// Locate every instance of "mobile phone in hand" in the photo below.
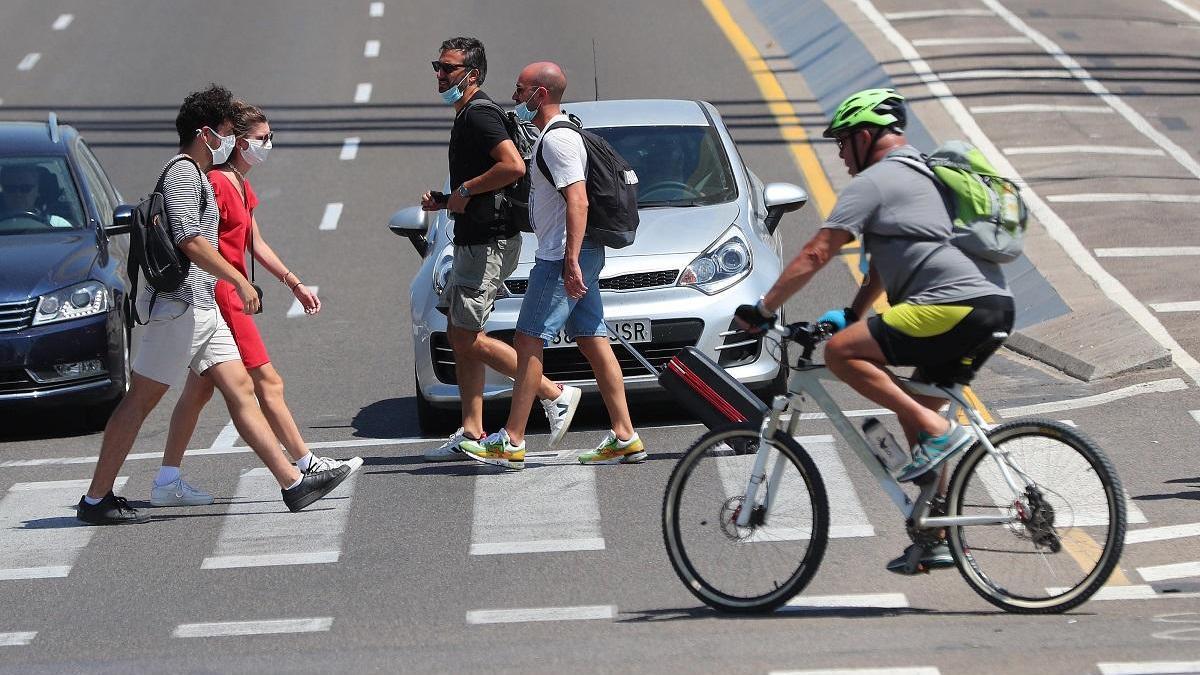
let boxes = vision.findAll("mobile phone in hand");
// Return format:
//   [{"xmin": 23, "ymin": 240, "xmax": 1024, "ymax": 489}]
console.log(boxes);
[{"xmin": 431, "ymin": 191, "xmax": 449, "ymax": 206}]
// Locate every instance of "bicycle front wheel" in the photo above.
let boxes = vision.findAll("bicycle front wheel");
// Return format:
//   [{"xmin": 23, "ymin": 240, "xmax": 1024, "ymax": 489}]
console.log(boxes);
[
  {"xmin": 662, "ymin": 423, "xmax": 829, "ymax": 613},
  {"xmin": 946, "ymin": 419, "xmax": 1126, "ymax": 613}
]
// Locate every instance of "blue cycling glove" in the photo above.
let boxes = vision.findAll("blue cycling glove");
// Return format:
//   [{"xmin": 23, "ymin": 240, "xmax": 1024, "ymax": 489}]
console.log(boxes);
[{"xmin": 817, "ymin": 308, "xmax": 859, "ymax": 332}]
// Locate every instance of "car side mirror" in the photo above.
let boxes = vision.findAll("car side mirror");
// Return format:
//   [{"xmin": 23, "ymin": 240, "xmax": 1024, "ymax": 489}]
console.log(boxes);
[
  {"xmin": 763, "ymin": 182, "xmax": 809, "ymax": 234},
  {"xmin": 106, "ymin": 204, "xmax": 134, "ymax": 236},
  {"xmin": 388, "ymin": 206, "xmax": 430, "ymax": 257}
]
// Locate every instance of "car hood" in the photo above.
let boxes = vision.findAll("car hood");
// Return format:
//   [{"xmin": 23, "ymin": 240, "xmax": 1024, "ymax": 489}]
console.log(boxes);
[{"xmin": 0, "ymin": 231, "xmax": 98, "ymax": 302}]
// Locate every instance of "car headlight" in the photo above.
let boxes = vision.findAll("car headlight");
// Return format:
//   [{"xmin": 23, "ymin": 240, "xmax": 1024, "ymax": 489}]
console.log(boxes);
[
  {"xmin": 678, "ymin": 226, "xmax": 752, "ymax": 295},
  {"xmin": 32, "ymin": 281, "xmax": 110, "ymax": 326},
  {"xmin": 432, "ymin": 247, "xmax": 455, "ymax": 296}
]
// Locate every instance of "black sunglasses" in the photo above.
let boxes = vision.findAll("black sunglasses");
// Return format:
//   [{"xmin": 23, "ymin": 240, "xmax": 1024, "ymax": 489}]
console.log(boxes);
[
  {"xmin": 2, "ymin": 184, "xmax": 35, "ymax": 194},
  {"xmin": 431, "ymin": 60, "xmax": 468, "ymax": 74}
]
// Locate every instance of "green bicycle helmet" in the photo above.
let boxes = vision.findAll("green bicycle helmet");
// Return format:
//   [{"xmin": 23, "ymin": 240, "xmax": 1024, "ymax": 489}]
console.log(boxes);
[{"xmin": 823, "ymin": 88, "xmax": 906, "ymax": 138}]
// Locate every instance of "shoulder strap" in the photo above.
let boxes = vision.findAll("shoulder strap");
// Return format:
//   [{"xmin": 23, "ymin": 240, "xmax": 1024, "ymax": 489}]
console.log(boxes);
[{"xmin": 534, "ymin": 120, "xmax": 582, "ymax": 191}]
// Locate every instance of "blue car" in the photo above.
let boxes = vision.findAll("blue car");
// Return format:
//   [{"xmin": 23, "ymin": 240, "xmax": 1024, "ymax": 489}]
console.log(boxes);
[{"xmin": 0, "ymin": 115, "xmax": 134, "ymax": 427}]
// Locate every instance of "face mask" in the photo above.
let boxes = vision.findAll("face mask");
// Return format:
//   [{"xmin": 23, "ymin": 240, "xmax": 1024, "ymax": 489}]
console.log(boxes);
[
  {"xmin": 440, "ymin": 70, "xmax": 473, "ymax": 106},
  {"xmin": 241, "ymin": 139, "xmax": 271, "ymax": 166},
  {"xmin": 514, "ymin": 88, "xmax": 540, "ymax": 122},
  {"xmin": 202, "ymin": 128, "xmax": 236, "ymax": 165}
]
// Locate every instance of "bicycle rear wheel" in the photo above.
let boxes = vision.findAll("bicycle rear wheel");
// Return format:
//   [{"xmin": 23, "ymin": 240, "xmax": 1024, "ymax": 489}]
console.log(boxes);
[
  {"xmin": 662, "ymin": 423, "xmax": 829, "ymax": 613},
  {"xmin": 946, "ymin": 419, "xmax": 1126, "ymax": 613}
]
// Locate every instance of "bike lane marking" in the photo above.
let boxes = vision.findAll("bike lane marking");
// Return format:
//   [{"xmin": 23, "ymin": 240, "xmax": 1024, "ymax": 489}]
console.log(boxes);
[{"xmin": 0, "ymin": 478, "xmax": 127, "ymax": 581}]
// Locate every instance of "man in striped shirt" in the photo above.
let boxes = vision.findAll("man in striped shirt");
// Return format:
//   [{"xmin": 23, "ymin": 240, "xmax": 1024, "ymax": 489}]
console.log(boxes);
[{"xmin": 78, "ymin": 85, "xmax": 351, "ymax": 525}]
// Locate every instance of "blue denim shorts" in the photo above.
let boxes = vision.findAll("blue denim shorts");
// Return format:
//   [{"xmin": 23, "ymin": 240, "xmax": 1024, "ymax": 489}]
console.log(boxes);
[{"xmin": 516, "ymin": 243, "xmax": 608, "ymax": 344}]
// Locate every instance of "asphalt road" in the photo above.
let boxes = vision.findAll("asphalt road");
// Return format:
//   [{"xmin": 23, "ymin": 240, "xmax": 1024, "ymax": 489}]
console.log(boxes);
[{"xmin": 1, "ymin": 0, "xmax": 1199, "ymax": 673}]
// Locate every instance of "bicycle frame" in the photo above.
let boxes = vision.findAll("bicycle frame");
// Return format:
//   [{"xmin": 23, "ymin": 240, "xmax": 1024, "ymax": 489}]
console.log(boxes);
[{"xmin": 735, "ymin": 362, "xmax": 1031, "ymax": 532}]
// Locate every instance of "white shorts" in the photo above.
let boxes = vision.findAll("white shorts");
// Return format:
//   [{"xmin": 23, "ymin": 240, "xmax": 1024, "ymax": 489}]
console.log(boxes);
[{"xmin": 131, "ymin": 300, "xmax": 241, "ymax": 385}]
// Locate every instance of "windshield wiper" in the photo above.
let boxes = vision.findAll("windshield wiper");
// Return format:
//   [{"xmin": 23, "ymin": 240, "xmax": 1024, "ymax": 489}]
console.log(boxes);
[{"xmin": 639, "ymin": 200, "xmax": 703, "ymax": 208}]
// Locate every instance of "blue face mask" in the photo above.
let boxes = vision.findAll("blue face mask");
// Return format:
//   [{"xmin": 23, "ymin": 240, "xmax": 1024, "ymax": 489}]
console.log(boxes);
[
  {"xmin": 440, "ymin": 70, "xmax": 473, "ymax": 106},
  {"xmin": 514, "ymin": 88, "xmax": 541, "ymax": 122}
]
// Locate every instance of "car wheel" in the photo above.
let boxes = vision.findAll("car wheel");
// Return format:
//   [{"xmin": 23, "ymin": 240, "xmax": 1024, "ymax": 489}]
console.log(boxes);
[{"xmin": 416, "ymin": 376, "xmax": 460, "ymax": 434}]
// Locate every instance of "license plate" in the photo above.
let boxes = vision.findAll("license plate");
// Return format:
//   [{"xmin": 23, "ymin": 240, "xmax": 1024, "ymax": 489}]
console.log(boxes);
[{"xmin": 547, "ymin": 319, "xmax": 652, "ymax": 349}]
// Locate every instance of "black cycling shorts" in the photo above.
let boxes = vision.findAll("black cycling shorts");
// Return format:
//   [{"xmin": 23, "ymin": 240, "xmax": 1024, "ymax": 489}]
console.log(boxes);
[{"xmin": 868, "ymin": 295, "xmax": 1014, "ymax": 383}]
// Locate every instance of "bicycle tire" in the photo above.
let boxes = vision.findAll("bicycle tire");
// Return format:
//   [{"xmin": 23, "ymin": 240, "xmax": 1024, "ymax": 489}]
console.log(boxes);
[
  {"xmin": 662, "ymin": 423, "xmax": 829, "ymax": 613},
  {"xmin": 946, "ymin": 419, "xmax": 1126, "ymax": 614}
]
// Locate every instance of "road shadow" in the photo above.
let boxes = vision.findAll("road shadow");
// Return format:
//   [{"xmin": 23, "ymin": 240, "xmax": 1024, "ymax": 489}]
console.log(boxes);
[
  {"xmin": 351, "ymin": 397, "xmax": 422, "ymax": 439},
  {"xmin": 0, "ymin": 406, "xmax": 101, "ymax": 442},
  {"xmin": 617, "ymin": 604, "xmax": 1008, "ymax": 623}
]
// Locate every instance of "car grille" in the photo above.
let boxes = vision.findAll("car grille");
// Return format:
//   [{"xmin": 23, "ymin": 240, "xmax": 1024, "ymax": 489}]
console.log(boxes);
[
  {"xmin": 430, "ymin": 318, "xmax": 704, "ymax": 384},
  {"xmin": 0, "ymin": 299, "xmax": 36, "ymax": 333},
  {"xmin": 0, "ymin": 368, "xmax": 36, "ymax": 394},
  {"xmin": 504, "ymin": 269, "xmax": 679, "ymax": 296}
]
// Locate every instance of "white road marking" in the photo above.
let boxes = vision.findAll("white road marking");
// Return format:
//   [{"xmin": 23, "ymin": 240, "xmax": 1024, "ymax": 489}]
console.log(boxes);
[
  {"xmin": 470, "ymin": 459, "xmax": 605, "ymax": 555},
  {"xmin": 1003, "ymin": 145, "xmax": 1164, "ymax": 156},
  {"xmin": 211, "ymin": 420, "xmax": 239, "ymax": 449},
  {"xmin": 1046, "ymin": 585, "xmax": 1160, "ymax": 600},
  {"xmin": 884, "ymin": 9, "xmax": 991, "ymax": 19},
  {"xmin": 364, "ymin": 40, "xmax": 380, "ymax": 58},
  {"xmin": 0, "ymin": 632, "xmax": 36, "ymax": 647},
  {"xmin": 52, "ymin": 14, "xmax": 74, "ymax": 30},
  {"xmin": 1049, "ymin": 193, "xmax": 1200, "ymax": 204},
  {"xmin": 173, "ymin": 617, "xmax": 332, "ymax": 638},
  {"xmin": 1128, "ymin": 522, "xmax": 1200, "ymax": 544},
  {"xmin": 369, "ymin": 2, "xmax": 385, "ymax": 17},
  {"xmin": 938, "ymin": 69, "xmax": 1074, "ymax": 81},
  {"xmin": 996, "ymin": 378, "xmax": 1188, "ymax": 417},
  {"xmin": 0, "ymin": 478, "xmax": 128, "ymax": 581},
  {"xmin": 319, "ymin": 203, "xmax": 343, "ymax": 231},
  {"xmin": 354, "ymin": 82, "xmax": 372, "ymax": 103},
  {"xmin": 970, "ymin": 104, "xmax": 1113, "ymax": 114},
  {"xmin": 912, "ymin": 36, "xmax": 1029, "ymax": 46},
  {"xmin": 339, "ymin": 137, "xmax": 359, "ymax": 160},
  {"xmin": 286, "ymin": 285, "xmax": 317, "ymax": 318},
  {"xmin": 1096, "ymin": 247, "xmax": 1200, "ymax": 257},
  {"xmin": 1139, "ymin": 561, "xmax": 1200, "ymax": 583},
  {"xmin": 17, "ymin": 53, "xmax": 40, "ymax": 71},
  {"xmin": 780, "ymin": 593, "xmax": 909, "ymax": 611},
  {"xmin": 772, "ymin": 669, "xmax": 939, "ymax": 675},
  {"xmin": 1152, "ymin": 302, "xmax": 1200, "ymax": 313},
  {"xmin": 201, "ymin": 467, "xmax": 354, "ymax": 569},
  {"xmin": 713, "ymin": 444, "xmax": 827, "ymax": 542},
  {"xmin": 466, "ymin": 605, "xmax": 614, "ymax": 624},
  {"xmin": 1099, "ymin": 661, "xmax": 1200, "ymax": 675},
  {"xmin": 1161, "ymin": 0, "xmax": 1200, "ymax": 22},
  {"xmin": 849, "ymin": 0, "xmax": 1200, "ymax": 387},
  {"xmin": 797, "ymin": 435, "xmax": 875, "ymax": 537}
]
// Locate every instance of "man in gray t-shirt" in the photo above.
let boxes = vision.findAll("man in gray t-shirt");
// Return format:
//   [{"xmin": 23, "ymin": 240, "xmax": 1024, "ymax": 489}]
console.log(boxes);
[{"xmin": 736, "ymin": 88, "xmax": 1015, "ymax": 573}]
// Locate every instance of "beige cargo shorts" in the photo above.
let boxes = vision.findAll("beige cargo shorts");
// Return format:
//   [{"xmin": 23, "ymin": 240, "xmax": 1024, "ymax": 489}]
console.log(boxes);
[{"xmin": 436, "ymin": 234, "xmax": 522, "ymax": 331}]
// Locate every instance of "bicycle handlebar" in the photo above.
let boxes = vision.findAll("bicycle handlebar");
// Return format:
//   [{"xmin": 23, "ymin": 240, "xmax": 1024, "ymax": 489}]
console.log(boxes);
[{"xmin": 721, "ymin": 320, "xmax": 839, "ymax": 362}]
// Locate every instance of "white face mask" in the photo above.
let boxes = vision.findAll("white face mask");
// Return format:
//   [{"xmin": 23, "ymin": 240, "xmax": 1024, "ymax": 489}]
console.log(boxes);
[
  {"xmin": 241, "ymin": 138, "xmax": 272, "ymax": 166},
  {"xmin": 202, "ymin": 127, "xmax": 236, "ymax": 165}
]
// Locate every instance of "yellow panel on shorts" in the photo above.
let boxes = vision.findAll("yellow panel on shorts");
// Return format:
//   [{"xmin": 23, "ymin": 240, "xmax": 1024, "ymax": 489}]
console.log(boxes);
[{"xmin": 881, "ymin": 303, "xmax": 973, "ymax": 338}]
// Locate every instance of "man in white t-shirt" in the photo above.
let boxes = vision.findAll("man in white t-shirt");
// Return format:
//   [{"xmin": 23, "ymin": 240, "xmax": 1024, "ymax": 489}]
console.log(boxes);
[{"xmin": 461, "ymin": 61, "xmax": 644, "ymax": 470}]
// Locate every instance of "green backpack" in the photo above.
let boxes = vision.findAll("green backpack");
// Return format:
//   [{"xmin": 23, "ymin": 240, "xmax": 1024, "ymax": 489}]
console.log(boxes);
[{"xmin": 895, "ymin": 140, "xmax": 1027, "ymax": 263}]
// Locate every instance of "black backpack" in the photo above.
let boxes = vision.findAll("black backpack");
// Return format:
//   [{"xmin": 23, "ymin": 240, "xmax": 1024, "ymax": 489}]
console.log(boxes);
[
  {"xmin": 465, "ymin": 98, "xmax": 539, "ymax": 233},
  {"xmin": 535, "ymin": 115, "xmax": 640, "ymax": 249},
  {"xmin": 125, "ymin": 156, "xmax": 204, "ymax": 327}
]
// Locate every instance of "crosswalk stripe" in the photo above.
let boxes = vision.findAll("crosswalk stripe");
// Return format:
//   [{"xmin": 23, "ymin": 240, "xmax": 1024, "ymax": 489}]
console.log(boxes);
[
  {"xmin": 780, "ymin": 593, "xmax": 909, "ymax": 612},
  {"xmin": 0, "ymin": 478, "xmax": 127, "ymax": 581},
  {"xmin": 0, "ymin": 632, "xmax": 36, "ymax": 646},
  {"xmin": 172, "ymin": 617, "xmax": 332, "ymax": 638},
  {"xmin": 200, "ymin": 468, "xmax": 355, "ymax": 569},
  {"xmin": 1137, "ymin": 561, "xmax": 1200, "ymax": 583},
  {"xmin": 1127, "ymin": 522, "xmax": 1200, "ymax": 544},
  {"xmin": 470, "ymin": 456, "xmax": 604, "ymax": 555},
  {"xmin": 1098, "ymin": 661, "xmax": 1200, "ymax": 675},
  {"xmin": 465, "ymin": 605, "xmax": 615, "ymax": 625},
  {"xmin": 796, "ymin": 435, "xmax": 875, "ymax": 538},
  {"xmin": 771, "ymin": 668, "xmax": 939, "ymax": 675}
]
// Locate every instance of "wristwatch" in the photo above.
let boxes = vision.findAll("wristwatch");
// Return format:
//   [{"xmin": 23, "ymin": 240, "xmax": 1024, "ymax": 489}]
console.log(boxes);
[{"xmin": 456, "ymin": 184, "xmax": 471, "ymax": 199}]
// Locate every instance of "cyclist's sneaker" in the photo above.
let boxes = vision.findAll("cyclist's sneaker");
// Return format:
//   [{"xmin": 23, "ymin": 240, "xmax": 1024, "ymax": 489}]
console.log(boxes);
[
  {"xmin": 305, "ymin": 454, "xmax": 364, "ymax": 476},
  {"xmin": 150, "ymin": 477, "xmax": 214, "ymax": 507},
  {"xmin": 896, "ymin": 422, "xmax": 973, "ymax": 482},
  {"xmin": 77, "ymin": 492, "xmax": 151, "ymax": 525},
  {"xmin": 424, "ymin": 427, "xmax": 478, "ymax": 462},
  {"xmin": 886, "ymin": 540, "xmax": 955, "ymax": 575},
  {"xmin": 460, "ymin": 428, "xmax": 526, "ymax": 470},
  {"xmin": 578, "ymin": 431, "xmax": 646, "ymax": 465},
  {"xmin": 542, "ymin": 384, "xmax": 582, "ymax": 449}
]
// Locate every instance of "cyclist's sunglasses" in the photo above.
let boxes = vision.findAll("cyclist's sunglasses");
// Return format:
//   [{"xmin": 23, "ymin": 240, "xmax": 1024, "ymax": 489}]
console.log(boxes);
[{"xmin": 431, "ymin": 60, "xmax": 468, "ymax": 74}]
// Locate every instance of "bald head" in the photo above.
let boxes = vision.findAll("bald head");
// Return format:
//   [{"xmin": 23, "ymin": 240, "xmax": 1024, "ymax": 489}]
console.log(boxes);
[{"xmin": 519, "ymin": 62, "xmax": 566, "ymax": 101}]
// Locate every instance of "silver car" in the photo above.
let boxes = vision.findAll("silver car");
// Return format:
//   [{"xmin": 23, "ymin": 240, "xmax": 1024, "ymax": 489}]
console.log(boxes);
[{"xmin": 390, "ymin": 99, "xmax": 809, "ymax": 432}]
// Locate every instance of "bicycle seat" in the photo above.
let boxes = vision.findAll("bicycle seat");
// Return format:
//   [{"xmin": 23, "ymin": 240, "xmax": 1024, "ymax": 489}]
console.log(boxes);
[{"xmin": 912, "ymin": 331, "xmax": 1008, "ymax": 387}]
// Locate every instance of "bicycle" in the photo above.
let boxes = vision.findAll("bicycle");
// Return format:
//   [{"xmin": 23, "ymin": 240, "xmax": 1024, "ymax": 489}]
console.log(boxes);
[{"xmin": 661, "ymin": 321, "xmax": 1127, "ymax": 614}]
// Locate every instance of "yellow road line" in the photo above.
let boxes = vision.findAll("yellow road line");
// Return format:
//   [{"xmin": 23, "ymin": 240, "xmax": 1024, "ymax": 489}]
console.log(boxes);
[{"xmin": 1061, "ymin": 528, "xmax": 1131, "ymax": 586}]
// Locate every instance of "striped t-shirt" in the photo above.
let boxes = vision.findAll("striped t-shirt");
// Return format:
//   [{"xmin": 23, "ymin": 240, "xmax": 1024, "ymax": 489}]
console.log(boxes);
[{"xmin": 157, "ymin": 155, "xmax": 218, "ymax": 309}]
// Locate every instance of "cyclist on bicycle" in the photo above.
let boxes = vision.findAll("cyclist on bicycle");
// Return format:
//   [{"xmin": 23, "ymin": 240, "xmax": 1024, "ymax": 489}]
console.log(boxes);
[{"xmin": 736, "ymin": 88, "xmax": 1015, "ymax": 570}]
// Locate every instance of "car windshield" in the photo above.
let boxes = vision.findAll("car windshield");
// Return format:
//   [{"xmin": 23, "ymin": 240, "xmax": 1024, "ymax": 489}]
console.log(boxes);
[
  {"xmin": 0, "ymin": 157, "xmax": 86, "ymax": 234},
  {"xmin": 590, "ymin": 125, "xmax": 737, "ymax": 207}
]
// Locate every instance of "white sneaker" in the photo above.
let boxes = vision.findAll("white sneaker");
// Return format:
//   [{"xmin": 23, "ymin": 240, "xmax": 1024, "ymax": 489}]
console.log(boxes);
[
  {"xmin": 304, "ymin": 454, "xmax": 363, "ymax": 475},
  {"xmin": 542, "ymin": 385, "xmax": 582, "ymax": 449},
  {"xmin": 424, "ymin": 427, "xmax": 476, "ymax": 462},
  {"xmin": 150, "ymin": 477, "xmax": 214, "ymax": 507}
]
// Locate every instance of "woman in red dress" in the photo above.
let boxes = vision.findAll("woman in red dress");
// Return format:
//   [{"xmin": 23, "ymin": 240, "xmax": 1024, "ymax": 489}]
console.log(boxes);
[{"xmin": 149, "ymin": 102, "xmax": 361, "ymax": 507}]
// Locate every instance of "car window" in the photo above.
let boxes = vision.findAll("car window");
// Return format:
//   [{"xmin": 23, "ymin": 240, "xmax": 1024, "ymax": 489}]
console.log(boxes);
[
  {"xmin": 74, "ymin": 143, "xmax": 115, "ymax": 226},
  {"xmin": 0, "ymin": 156, "xmax": 87, "ymax": 233},
  {"xmin": 590, "ymin": 125, "xmax": 737, "ymax": 207}
]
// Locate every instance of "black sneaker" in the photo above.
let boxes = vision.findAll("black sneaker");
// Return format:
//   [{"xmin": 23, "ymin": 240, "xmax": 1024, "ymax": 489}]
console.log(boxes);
[
  {"xmin": 886, "ymin": 540, "xmax": 955, "ymax": 575},
  {"xmin": 76, "ymin": 492, "xmax": 151, "ymax": 525},
  {"xmin": 281, "ymin": 465, "xmax": 351, "ymax": 513}
]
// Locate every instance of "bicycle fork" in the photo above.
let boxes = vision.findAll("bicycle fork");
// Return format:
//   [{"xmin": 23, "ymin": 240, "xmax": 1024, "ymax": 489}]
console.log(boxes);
[{"xmin": 734, "ymin": 395, "xmax": 790, "ymax": 529}]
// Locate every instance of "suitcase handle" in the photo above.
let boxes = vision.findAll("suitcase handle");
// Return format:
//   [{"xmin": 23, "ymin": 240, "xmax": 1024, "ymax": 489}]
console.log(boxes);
[{"xmin": 606, "ymin": 325, "xmax": 660, "ymax": 377}]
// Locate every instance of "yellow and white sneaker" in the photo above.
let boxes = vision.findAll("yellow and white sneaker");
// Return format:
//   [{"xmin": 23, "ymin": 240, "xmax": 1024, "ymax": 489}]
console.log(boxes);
[
  {"xmin": 578, "ymin": 431, "xmax": 646, "ymax": 465},
  {"xmin": 460, "ymin": 428, "xmax": 526, "ymax": 470}
]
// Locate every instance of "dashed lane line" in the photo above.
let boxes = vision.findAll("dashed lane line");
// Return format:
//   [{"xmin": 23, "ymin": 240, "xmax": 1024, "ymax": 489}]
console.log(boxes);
[
  {"xmin": 369, "ymin": 2, "xmax": 384, "ymax": 17},
  {"xmin": 52, "ymin": 14, "xmax": 73, "ymax": 30},
  {"xmin": 17, "ymin": 53, "xmax": 40, "ymax": 71},
  {"xmin": 319, "ymin": 202, "xmax": 343, "ymax": 230},
  {"xmin": 780, "ymin": 592, "xmax": 909, "ymax": 612},
  {"xmin": 1099, "ymin": 662, "xmax": 1200, "ymax": 675},
  {"xmin": 970, "ymin": 104, "xmax": 1112, "ymax": 114},
  {"xmin": 354, "ymin": 82, "xmax": 372, "ymax": 103},
  {"xmin": 0, "ymin": 632, "xmax": 36, "ymax": 647},
  {"xmin": 465, "ymin": 605, "xmax": 614, "ymax": 625},
  {"xmin": 1003, "ymin": 145, "xmax": 1164, "ymax": 156},
  {"xmin": 912, "ymin": 36, "xmax": 1029, "ymax": 46},
  {"xmin": 884, "ymin": 9, "xmax": 991, "ymax": 19},
  {"xmin": 1049, "ymin": 193, "xmax": 1200, "ymax": 204},
  {"xmin": 339, "ymin": 137, "xmax": 360, "ymax": 160},
  {"xmin": 286, "ymin": 285, "xmax": 317, "ymax": 318},
  {"xmin": 172, "ymin": 618, "xmax": 332, "ymax": 638},
  {"xmin": 771, "ymin": 669, "xmax": 939, "ymax": 675},
  {"xmin": 364, "ymin": 40, "xmax": 380, "ymax": 58}
]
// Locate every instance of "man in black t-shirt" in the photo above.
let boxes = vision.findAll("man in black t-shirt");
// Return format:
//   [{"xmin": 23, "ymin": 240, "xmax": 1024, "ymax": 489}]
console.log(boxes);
[{"xmin": 421, "ymin": 37, "xmax": 581, "ymax": 461}]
